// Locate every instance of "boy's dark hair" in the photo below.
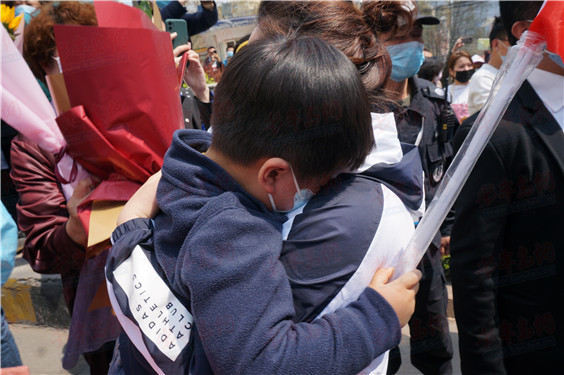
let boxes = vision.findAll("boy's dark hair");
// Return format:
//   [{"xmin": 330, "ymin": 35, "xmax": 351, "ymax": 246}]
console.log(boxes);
[
  {"xmin": 499, "ymin": 1, "xmax": 542, "ymax": 45},
  {"xmin": 211, "ymin": 35, "xmax": 374, "ymax": 181},
  {"xmin": 489, "ymin": 16, "xmax": 507, "ymax": 45},
  {"xmin": 418, "ymin": 56, "xmax": 444, "ymax": 83}
]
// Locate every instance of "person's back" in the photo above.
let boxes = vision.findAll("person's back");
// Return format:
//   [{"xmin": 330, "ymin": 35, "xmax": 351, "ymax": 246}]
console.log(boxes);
[
  {"xmin": 451, "ymin": 1, "xmax": 564, "ymax": 373},
  {"xmin": 107, "ymin": 35, "xmax": 420, "ymax": 375}
]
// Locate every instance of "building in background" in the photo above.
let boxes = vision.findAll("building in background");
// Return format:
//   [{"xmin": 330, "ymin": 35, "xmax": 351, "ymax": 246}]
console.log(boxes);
[{"xmin": 187, "ymin": 0, "xmax": 258, "ymax": 61}]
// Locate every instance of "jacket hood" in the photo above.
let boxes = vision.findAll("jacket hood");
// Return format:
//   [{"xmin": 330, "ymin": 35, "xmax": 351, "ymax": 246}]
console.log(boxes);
[
  {"xmin": 357, "ymin": 112, "xmax": 425, "ymax": 214},
  {"xmin": 154, "ymin": 129, "xmax": 280, "ymax": 281}
]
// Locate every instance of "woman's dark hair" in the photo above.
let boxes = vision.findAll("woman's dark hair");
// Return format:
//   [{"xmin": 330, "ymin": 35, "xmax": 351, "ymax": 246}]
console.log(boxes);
[
  {"xmin": 257, "ymin": 1, "xmax": 391, "ymax": 102},
  {"xmin": 211, "ymin": 35, "xmax": 374, "ymax": 181},
  {"xmin": 23, "ymin": 1, "xmax": 97, "ymax": 83},
  {"xmin": 361, "ymin": 0, "xmax": 416, "ymax": 42},
  {"xmin": 447, "ymin": 50, "xmax": 472, "ymax": 73}
]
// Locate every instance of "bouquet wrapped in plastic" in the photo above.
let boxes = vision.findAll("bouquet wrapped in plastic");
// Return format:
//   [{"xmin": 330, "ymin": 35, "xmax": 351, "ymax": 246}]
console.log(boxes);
[{"xmin": 390, "ymin": 0, "xmax": 563, "ymax": 278}]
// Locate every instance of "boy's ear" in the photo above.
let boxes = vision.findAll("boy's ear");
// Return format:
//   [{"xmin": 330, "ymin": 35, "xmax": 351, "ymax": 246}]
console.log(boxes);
[{"xmin": 257, "ymin": 158, "xmax": 291, "ymax": 194}]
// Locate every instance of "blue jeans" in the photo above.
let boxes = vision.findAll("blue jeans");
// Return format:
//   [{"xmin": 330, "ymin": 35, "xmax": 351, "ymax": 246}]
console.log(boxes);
[{"xmin": 1, "ymin": 308, "xmax": 22, "ymax": 368}]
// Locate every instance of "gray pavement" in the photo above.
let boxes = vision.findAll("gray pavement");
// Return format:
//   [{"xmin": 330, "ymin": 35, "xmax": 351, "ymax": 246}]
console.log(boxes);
[
  {"xmin": 8, "ymin": 319, "xmax": 461, "ymax": 375},
  {"xmin": 9, "ymin": 324, "xmax": 89, "ymax": 375},
  {"xmin": 3, "ymin": 252, "xmax": 461, "ymax": 374}
]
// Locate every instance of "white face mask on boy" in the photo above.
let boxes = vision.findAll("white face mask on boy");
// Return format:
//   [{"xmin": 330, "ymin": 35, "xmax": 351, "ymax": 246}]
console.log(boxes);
[{"xmin": 268, "ymin": 165, "xmax": 314, "ymax": 214}]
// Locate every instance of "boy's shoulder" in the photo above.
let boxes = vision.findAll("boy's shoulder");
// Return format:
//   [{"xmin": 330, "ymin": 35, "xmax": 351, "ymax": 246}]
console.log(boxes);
[{"xmin": 190, "ymin": 191, "xmax": 286, "ymax": 238}]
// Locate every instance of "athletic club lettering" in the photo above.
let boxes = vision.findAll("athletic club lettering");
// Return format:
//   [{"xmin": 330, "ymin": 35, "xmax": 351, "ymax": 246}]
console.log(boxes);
[{"xmin": 113, "ymin": 245, "xmax": 193, "ymax": 361}]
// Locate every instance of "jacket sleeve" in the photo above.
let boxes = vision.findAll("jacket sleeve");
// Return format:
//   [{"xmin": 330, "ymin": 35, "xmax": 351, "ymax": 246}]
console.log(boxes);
[
  {"xmin": 195, "ymin": 92, "xmax": 212, "ymax": 131},
  {"xmin": 450, "ymin": 124, "xmax": 507, "ymax": 375},
  {"xmin": 159, "ymin": 1, "xmax": 187, "ymax": 20},
  {"xmin": 438, "ymin": 99, "xmax": 461, "ymax": 238},
  {"xmin": 161, "ymin": 1, "xmax": 218, "ymax": 37},
  {"xmin": 10, "ymin": 137, "xmax": 85, "ymax": 275},
  {"xmin": 182, "ymin": 205, "xmax": 402, "ymax": 375}
]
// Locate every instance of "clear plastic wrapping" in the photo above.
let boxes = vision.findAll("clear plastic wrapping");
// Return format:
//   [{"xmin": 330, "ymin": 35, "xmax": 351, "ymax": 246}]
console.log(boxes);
[{"xmin": 391, "ymin": 31, "xmax": 547, "ymax": 278}]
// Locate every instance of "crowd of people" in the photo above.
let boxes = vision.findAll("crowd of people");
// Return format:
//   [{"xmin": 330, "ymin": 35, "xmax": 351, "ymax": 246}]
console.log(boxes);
[{"xmin": 1, "ymin": 1, "xmax": 562, "ymax": 375}]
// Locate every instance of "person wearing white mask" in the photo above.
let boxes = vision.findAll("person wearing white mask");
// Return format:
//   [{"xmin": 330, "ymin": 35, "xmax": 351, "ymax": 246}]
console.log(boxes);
[
  {"xmin": 364, "ymin": 1, "xmax": 457, "ymax": 373},
  {"xmin": 467, "ymin": 17, "xmax": 511, "ymax": 116}
]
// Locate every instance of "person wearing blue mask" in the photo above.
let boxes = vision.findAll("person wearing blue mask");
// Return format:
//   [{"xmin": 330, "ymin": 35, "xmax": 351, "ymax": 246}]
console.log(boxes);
[
  {"xmin": 14, "ymin": 1, "xmax": 39, "ymax": 25},
  {"xmin": 362, "ymin": 1, "xmax": 458, "ymax": 374},
  {"xmin": 223, "ymin": 45, "xmax": 234, "ymax": 66}
]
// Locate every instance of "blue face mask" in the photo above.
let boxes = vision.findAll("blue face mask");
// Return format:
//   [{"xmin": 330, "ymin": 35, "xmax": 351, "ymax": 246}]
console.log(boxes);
[
  {"xmin": 548, "ymin": 51, "xmax": 564, "ymax": 69},
  {"xmin": 498, "ymin": 41, "xmax": 510, "ymax": 62},
  {"xmin": 227, "ymin": 50, "xmax": 234, "ymax": 57},
  {"xmin": 15, "ymin": 4, "xmax": 37, "ymax": 24},
  {"xmin": 386, "ymin": 41, "xmax": 425, "ymax": 82},
  {"xmin": 268, "ymin": 166, "xmax": 314, "ymax": 214}
]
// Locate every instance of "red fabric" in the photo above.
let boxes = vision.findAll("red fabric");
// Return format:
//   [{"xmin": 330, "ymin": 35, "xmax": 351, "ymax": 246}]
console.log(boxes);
[
  {"xmin": 53, "ymin": 24, "xmax": 182, "ymax": 178},
  {"xmin": 50, "ymin": 4, "xmax": 183, "ymax": 239},
  {"xmin": 530, "ymin": 0, "xmax": 564, "ymax": 60},
  {"xmin": 56, "ymin": 106, "xmax": 153, "ymax": 183}
]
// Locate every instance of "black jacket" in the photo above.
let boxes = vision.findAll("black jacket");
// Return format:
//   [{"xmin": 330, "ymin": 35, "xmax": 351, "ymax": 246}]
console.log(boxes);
[
  {"xmin": 451, "ymin": 80, "xmax": 564, "ymax": 374},
  {"xmin": 160, "ymin": 1, "xmax": 218, "ymax": 41},
  {"xmin": 392, "ymin": 77, "xmax": 459, "ymax": 245}
]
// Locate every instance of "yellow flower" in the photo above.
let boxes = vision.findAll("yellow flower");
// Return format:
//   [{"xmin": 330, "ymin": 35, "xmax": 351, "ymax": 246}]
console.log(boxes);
[
  {"xmin": 1, "ymin": 4, "xmax": 9, "ymax": 24},
  {"xmin": 8, "ymin": 13, "xmax": 22, "ymax": 30},
  {"xmin": 2, "ymin": 4, "xmax": 21, "ymax": 40},
  {"xmin": 1, "ymin": 4, "xmax": 15, "ymax": 24}
]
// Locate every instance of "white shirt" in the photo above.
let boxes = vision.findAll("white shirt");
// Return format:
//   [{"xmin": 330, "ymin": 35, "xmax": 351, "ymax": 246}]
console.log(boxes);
[
  {"xmin": 448, "ymin": 83, "xmax": 470, "ymax": 105},
  {"xmin": 467, "ymin": 63, "xmax": 499, "ymax": 116},
  {"xmin": 527, "ymin": 68, "xmax": 564, "ymax": 130}
]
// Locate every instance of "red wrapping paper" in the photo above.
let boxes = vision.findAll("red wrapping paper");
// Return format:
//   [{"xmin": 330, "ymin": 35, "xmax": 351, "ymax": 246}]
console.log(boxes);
[
  {"xmin": 52, "ymin": 2, "xmax": 183, "ymax": 248},
  {"xmin": 56, "ymin": 106, "xmax": 153, "ymax": 182},
  {"xmin": 53, "ymin": 23, "xmax": 182, "ymax": 178}
]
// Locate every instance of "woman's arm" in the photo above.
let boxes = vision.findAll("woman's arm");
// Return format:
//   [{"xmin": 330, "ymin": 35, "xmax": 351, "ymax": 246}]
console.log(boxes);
[{"xmin": 10, "ymin": 138, "xmax": 86, "ymax": 274}]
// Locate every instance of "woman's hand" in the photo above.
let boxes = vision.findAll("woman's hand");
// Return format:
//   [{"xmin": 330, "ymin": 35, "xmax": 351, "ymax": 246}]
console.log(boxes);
[
  {"xmin": 66, "ymin": 176, "xmax": 99, "ymax": 247},
  {"xmin": 451, "ymin": 37, "xmax": 464, "ymax": 53},
  {"xmin": 117, "ymin": 171, "xmax": 162, "ymax": 226},
  {"xmin": 184, "ymin": 50, "xmax": 210, "ymax": 102},
  {"xmin": 170, "ymin": 32, "xmax": 210, "ymax": 102}
]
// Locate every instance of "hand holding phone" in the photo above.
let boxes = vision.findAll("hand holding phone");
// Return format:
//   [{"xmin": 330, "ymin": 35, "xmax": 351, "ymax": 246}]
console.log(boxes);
[
  {"xmin": 461, "ymin": 37, "xmax": 473, "ymax": 44},
  {"xmin": 166, "ymin": 19, "xmax": 189, "ymax": 50}
]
